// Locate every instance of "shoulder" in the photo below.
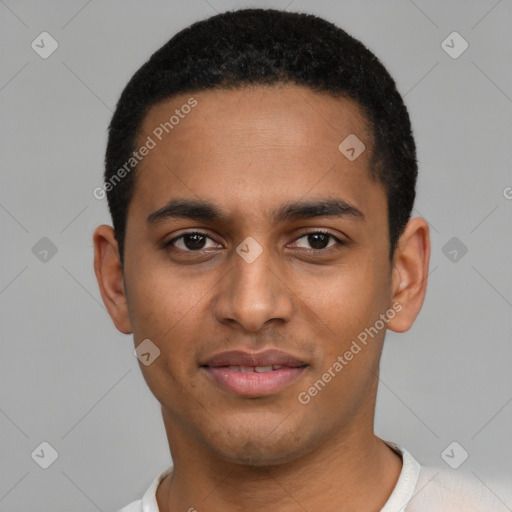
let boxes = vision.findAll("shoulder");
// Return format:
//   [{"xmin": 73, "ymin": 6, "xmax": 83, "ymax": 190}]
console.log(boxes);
[
  {"xmin": 116, "ymin": 465, "xmax": 173, "ymax": 512},
  {"xmin": 117, "ymin": 499, "xmax": 143, "ymax": 512},
  {"xmin": 407, "ymin": 465, "xmax": 509, "ymax": 511}
]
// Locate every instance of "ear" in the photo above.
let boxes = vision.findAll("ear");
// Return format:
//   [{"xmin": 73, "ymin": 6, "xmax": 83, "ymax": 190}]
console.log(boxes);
[
  {"xmin": 387, "ymin": 217, "xmax": 431, "ymax": 333},
  {"xmin": 93, "ymin": 225, "xmax": 132, "ymax": 334}
]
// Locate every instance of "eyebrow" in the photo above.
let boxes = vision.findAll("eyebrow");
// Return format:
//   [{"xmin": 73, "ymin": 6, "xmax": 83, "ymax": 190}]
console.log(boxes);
[{"xmin": 146, "ymin": 197, "xmax": 365, "ymax": 226}]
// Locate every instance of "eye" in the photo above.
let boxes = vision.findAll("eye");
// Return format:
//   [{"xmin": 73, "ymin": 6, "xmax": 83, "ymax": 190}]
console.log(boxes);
[
  {"xmin": 165, "ymin": 231, "xmax": 220, "ymax": 251},
  {"xmin": 165, "ymin": 230, "xmax": 346, "ymax": 253},
  {"xmin": 292, "ymin": 231, "xmax": 345, "ymax": 251}
]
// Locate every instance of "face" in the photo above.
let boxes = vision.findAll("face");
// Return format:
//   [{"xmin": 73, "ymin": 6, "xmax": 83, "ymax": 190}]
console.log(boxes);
[{"xmin": 94, "ymin": 84, "xmax": 429, "ymax": 466}]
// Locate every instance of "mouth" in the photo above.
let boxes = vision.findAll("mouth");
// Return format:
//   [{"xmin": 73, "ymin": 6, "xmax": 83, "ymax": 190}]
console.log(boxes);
[
  {"xmin": 200, "ymin": 349, "xmax": 309, "ymax": 397},
  {"xmin": 221, "ymin": 364, "xmax": 295, "ymax": 373}
]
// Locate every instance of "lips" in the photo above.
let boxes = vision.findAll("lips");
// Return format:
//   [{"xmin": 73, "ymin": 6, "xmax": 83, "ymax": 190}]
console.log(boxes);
[
  {"xmin": 225, "ymin": 364, "xmax": 287, "ymax": 373},
  {"xmin": 201, "ymin": 349, "xmax": 308, "ymax": 397},
  {"xmin": 202, "ymin": 349, "xmax": 307, "ymax": 369}
]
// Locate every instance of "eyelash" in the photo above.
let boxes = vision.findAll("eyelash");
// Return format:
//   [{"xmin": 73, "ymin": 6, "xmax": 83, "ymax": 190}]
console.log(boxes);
[{"xmin": 164, "ymin": 230, "xmax": 346, "ymax": 253}]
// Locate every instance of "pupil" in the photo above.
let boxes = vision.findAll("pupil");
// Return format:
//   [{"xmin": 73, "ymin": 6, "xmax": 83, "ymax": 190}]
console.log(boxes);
[
  {"xmin": 185, "ymin": 233, "xmax": 206, "ymax": 250},
  {"xmin": 182, "ymin": 233, "xmax": 330, "ymax": 251},
  {"xmin": 309, "ymin": 233, "xmax": 329, "ymax": 249}
]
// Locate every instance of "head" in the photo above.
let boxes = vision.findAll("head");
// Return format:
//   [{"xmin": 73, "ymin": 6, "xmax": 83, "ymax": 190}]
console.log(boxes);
[
  {"xmin": 104, "ymin": 8, "xmax": 418, "ymax": 266},
  {"xmin": 94, "ymin": 8, "xmax": 429, "ymax": 466}
]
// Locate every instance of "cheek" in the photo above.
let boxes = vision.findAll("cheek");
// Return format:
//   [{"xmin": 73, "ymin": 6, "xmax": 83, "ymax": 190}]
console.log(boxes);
[
  {"xmin": 124, "ymin": 245, "xmax": 200, "ymax": 334},
  {"xmin": 131, "ymin": 287, "xmax": 197, "ymax": 347},
  {"xmin": 300, "ymin": 257, "xmax": 389, "ymax": 347},
  {"xmin": 125, "ymin": 264, "xmax": 211, "ymax": 374},
  {"xmin": 132, "ymin": 295, "xmax": 201, "ymax": 406}
]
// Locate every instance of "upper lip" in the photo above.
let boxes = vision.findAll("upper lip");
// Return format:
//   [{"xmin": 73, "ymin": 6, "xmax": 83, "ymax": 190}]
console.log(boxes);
[{"xmin": 202, "ymin": 349, "xmax": 308, "ymax": 368}]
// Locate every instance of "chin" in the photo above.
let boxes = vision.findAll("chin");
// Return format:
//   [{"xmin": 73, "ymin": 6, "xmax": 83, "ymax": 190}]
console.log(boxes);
[
  {"xmin": 220, "ymin": 443, "xmax": 306, "ymax": 467},
  {"xmin": 206, "ymin": 423, "xmax": 314, "ymax": 468}
]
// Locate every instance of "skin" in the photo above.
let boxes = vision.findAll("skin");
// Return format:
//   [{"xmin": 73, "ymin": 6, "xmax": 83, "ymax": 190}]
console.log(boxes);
[{"xmin": 93, "ymin": 84, "xmax": 430, "ymax": 512}]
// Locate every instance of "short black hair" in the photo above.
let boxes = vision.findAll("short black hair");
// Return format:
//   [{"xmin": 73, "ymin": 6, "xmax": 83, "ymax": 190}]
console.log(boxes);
[{"xmin": 104, "ymin": 8, "xmax": 417, "ymax": 266}]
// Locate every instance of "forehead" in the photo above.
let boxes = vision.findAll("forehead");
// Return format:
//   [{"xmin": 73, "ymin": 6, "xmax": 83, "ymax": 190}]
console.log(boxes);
[
  {"xmin": 138, "ymin": 84, "xmax": 371, "ymax": 156},
  {"xmin": 130, "ymin": 84, "xmax": 383, "ymax": 226}
]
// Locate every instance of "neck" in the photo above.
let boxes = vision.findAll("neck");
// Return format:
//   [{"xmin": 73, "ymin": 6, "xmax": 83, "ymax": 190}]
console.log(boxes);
[{"xmin": 156, "ymin": 416, "xmax": 402, "ymax": 512}]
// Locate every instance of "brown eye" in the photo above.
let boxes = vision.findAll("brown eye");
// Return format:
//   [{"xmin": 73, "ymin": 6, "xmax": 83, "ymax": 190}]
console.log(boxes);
[
  {"xmin": 166, "ymin": 232, "xmax": 219, "ymax": 251},
  {"xmin": 293, "ymin": 231, "xmax": 344, "ymax": 250}
]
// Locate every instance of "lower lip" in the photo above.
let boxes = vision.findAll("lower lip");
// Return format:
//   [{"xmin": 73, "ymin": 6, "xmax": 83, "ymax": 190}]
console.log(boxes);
[{"xmin": 203, "ymin": 366, "xmax": 307, "ymax": 397}]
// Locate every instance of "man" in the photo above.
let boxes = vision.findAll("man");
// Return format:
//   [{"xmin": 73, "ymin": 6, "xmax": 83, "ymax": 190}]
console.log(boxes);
[{"xmin": 93, "ymin": 8, "xmax": 505, "ymax": 511}]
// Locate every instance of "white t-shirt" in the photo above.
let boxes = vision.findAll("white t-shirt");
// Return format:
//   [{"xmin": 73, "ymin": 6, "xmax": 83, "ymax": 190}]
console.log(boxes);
[{"xmin": 119, "ymin": 441, "xmax": 508, "ymax": 511}]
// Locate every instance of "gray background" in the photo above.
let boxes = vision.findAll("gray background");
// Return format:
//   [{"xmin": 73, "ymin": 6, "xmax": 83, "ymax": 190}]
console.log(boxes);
[{"xmin": 1, "ymin": 0, "xmax": 511, "ymax": 510}]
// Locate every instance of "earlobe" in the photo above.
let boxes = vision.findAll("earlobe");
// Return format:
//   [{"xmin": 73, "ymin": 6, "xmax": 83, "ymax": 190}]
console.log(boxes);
[
  {"xmin": 93, "ymin": 225, "xmax": 133, "ymax": 334},
  {"xmin": 387, "ymin": 217, "xmax": 431, "ymax": 333}
]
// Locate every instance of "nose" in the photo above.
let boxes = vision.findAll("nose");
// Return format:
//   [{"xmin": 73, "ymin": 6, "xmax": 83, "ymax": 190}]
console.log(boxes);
[{"xmin": 212, "ymin": 239, "xmax": 294, "ymax": 332}]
